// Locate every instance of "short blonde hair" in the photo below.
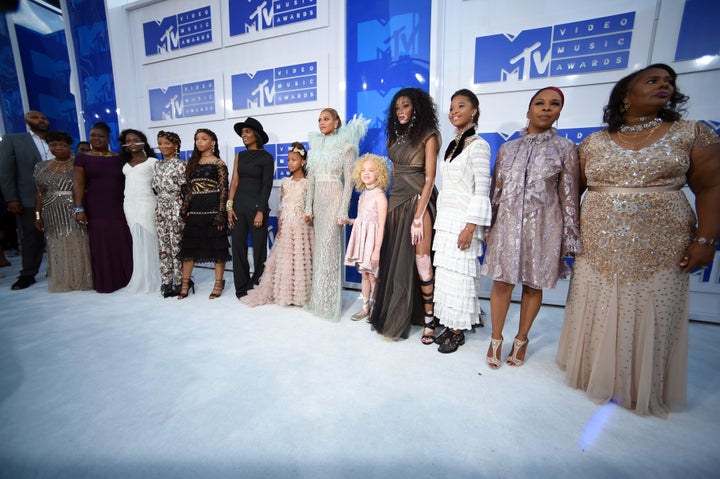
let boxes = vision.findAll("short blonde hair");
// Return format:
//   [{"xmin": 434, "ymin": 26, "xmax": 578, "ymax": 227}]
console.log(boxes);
[{"xmin": 352, "ymin": 153, "xmax": 390, "ymax": 191}]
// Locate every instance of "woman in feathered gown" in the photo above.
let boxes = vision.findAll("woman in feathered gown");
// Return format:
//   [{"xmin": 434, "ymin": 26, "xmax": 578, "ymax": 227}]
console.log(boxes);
[{"xmin": 304, "ymin": 108, "xmax": 368, "ymax": 321}]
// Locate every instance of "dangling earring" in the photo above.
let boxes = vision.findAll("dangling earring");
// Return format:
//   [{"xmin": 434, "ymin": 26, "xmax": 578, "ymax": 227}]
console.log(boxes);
[
  {"xmin": 621, "ymin": 100, "xmax": 630, "ymax": 113},
  {"xmin": 334, "ymin": 123, "xmax": 339, "ymax": 134}
]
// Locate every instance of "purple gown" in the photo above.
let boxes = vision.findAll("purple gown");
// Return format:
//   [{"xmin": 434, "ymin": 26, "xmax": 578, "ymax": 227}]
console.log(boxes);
[{"xmin": 75, "ymin": 153, "xmax": 133, "ymax": 293}]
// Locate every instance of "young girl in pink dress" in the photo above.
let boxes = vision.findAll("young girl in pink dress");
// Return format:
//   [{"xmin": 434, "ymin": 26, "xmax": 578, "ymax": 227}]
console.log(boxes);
[
  {"xmin": 344, "ymin": 153, "xmax": 390, "ymax": 320},
  {"xmin": 243, "ymin": 143, "xmax": 314, "ymax": 307}
]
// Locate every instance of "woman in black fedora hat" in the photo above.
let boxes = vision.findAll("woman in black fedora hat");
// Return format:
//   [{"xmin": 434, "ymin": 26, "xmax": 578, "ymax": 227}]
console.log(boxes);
[{"xmin": 227, "ymin": 117, "xmax": 275, "ymax": 298}]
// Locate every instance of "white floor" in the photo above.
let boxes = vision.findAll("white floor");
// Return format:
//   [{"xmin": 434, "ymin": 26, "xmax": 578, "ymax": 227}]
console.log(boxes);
[{"xmin": 1, "ymin": 259, "xmax": 719, "ymax": 479}]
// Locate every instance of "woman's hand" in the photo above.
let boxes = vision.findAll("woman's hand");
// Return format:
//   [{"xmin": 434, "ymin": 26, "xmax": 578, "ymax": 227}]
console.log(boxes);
[
  {"xmin": 254, "ymin": 211, "xmax": 264, "ymax": 228},
  {"xmin": 227, "ymin": 209, "xmax": 238, "ymax": 228},
  {"xmin": 34, "ymin": 218, "xmax": 44, "ymax": 232},
  {"xmin": 75, "ymin": 211, "xmax": 88, "ymax": 226},
  {"xmin": 410, "ymin": 217, "xmax": 424, "ymax": 245},
  {"xmin": 457, "ymin": 224, "xmax": 475, "ymax": 251},
  {"xmin": 304, "ymin": 214, "xmax": 314, "ymax": 224},
  {"xmin": 679, "ymin": 243, "xmax": 716, "ymax": 273}
]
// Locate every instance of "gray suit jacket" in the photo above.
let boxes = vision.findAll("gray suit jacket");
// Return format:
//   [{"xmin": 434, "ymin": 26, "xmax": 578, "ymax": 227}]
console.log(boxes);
[{"xmin": 0, "ymin": 132, "xmax": 43, "ymax": 207}]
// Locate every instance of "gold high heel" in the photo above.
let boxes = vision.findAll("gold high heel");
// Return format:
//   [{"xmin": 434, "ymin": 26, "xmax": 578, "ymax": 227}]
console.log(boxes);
[
  {"xmin": 486, "ymin": 336, "xmax": 503, "ymax": 369},
  {"xmin": 506, "ymin": 336, "xmax": 529, "ymax": 367},
  {"xmin": 209, "ymin": 279, "xmax": 225, "ymax": 299}
]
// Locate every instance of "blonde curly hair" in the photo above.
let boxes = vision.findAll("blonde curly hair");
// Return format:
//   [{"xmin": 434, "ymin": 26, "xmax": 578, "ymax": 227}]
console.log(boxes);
[{"xmin": 352, "ymin": 153, "xmax": 390, "ymax": 191}]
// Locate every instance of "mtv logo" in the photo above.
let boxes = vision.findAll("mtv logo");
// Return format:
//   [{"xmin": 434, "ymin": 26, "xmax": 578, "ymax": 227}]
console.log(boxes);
[
  {"xmin": 77, "ymin": 23, "xmax": 110, "ymax": 56},
  {"xmin": 228, "ymin": 0, "xmax": 273, "ymax": 36},
  {"xmin": 357, "ymin": 13, "xmax": 420, "ymax": 63},
  {"xmin": 149, "ymin": 85, "xmax": 183, "ymax": 121},
  {"xmin": 144, "ymin": 16, "xmax": 179, "ymax": 56},
  {"xmin": 231, "ymin": 69, "xmax": 275, "ymax": 110},
  {"xmin": 83, "ymin": 74, "xmax": 115, "ymax": 104},
  {"xmin": 474, "ymin": 27, "xmax": 552, "ymax": 83}
]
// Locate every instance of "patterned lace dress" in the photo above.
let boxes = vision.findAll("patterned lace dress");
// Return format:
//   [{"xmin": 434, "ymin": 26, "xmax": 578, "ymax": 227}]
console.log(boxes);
[
  {"xmin": 243, "ymin": 177, "xmax": 314, "ymax": 307},
  {"xmin": 34, "ymin": 160, "xmax": 93, "ymax": 292},
  {"xmin": 304, "ymin": 118, "xmax": 368, "ymax": 321},
  {"xmin": 178, "ymin": 161, "xmax": 231, "ymax": 264},
  {"xmin": 480, "ymin": 128, "xmax": 581, "ymax": 289},
  {"xmin": 151, "ymin": 156, "xmax": 186, "ymax": 289},
  {"xmin": 557, "ymin": 120, "xmax": 719, "ymax": 417}
]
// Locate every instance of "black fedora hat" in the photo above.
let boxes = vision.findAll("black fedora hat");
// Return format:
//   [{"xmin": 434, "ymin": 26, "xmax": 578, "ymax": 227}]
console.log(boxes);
[{"xmin": 233, "ymin": 117, "xmax": 269, "ymax": 145}]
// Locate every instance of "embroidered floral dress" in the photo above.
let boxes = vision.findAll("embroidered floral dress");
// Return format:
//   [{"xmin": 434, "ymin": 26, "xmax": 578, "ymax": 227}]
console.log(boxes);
[
  {"xmin": 304, "ymin": 117, "xmax": 368, "ymax": 321},
  {"xmin": 152, "ymin": 155, "xmax": 186, "ymax": 289},
  {"xmin": 557, "ymin": 120, "xmax": 719, "ymax": 417},
  {"xmin": 481, "ymin": 128, "xmax": 581, "ymax": 289}
]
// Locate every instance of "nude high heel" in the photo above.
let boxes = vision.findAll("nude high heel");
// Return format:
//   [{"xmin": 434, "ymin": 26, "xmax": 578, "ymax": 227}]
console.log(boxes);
[
  {"xmin": 486, "ymin": 336, "xmax": 503, "ymax": 369},
  {"xmin": 506, "ymin": 336, "xmax": 528, "ymax": 367}
]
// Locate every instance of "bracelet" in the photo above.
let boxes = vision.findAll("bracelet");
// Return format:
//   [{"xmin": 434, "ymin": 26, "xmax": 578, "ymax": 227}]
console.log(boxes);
[
  {"xmin": 35, "ymin": 211, "xmax": 41, "ymax": 220},
  {"xmin": 73, "ymin": 205, "xmax": 85, "ymax": 214},
  {"xmin": 226, "ymin": 200, "xmax": 234, "ymax": 209},
  {"xmin": 693, "ymin": 236, "xmax": 718, "ymax": 248}
]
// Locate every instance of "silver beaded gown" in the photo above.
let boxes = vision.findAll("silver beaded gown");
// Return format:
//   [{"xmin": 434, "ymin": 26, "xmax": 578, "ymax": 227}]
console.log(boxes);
[
  {"xmin": 34, "ymin": 160, "xmax": 93, "ymax": 292},
  {"xmin": 557, "ymin": 120, "xmax": 719, "ymax": 417},
  {"xmin": 304, "ymin": 118, "xmax": 368, "ymax": 321}
]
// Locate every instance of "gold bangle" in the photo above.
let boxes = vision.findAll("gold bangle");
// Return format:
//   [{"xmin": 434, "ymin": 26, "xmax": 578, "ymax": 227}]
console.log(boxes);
[
  {"xmin": 35, "ymin": 211, "xmax": 41, "ymax": 220},
  {"xmin": 226, "ymin": 200, "xmax": 234, "ymax": 209}
]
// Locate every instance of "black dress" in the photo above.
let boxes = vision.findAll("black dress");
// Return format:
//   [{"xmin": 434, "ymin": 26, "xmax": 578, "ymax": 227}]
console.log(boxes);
[
  {"xmin": 230, "ymin": 149, "xmax": 274, "ymax": 296},
  {"xmin": 179, "ymin": 161, "xmax": 231, "ymax": 264}
]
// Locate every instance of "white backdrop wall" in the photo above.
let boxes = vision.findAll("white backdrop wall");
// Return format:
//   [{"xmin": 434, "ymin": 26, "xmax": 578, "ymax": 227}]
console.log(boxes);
[{"xmin": 105, "ymin": 0, "xmax": 719, "ymax": 321}]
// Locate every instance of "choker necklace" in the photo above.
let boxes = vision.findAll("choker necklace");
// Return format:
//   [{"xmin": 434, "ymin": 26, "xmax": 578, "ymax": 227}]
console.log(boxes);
[{"xmin": 619, "ymin": 117, "xmax": 662, "ymax": 133}]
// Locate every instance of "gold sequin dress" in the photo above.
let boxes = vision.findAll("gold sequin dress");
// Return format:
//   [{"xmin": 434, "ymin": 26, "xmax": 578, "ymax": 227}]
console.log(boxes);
[{"xmin": 557, "ymin": 120, "xmax": 719, "ymax": 417}]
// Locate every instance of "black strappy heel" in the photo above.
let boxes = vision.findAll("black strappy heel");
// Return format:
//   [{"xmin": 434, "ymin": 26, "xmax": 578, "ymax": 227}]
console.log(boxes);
[{"xmin": 420, "ymin": 277, "xmax": 435, "ymax": 345}]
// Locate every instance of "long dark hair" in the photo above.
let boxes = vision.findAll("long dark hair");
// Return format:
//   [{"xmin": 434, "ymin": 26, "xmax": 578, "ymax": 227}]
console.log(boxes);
[
  {"xmin": 118, "ymin": 129, "xmax": 157, "ymax": 163},
  {"xmin": 603, "ymin": 63, "xmax": 688, "ymax": 132},
  {"xmin": 385, "ymin": 87, "xmax": 439, "ymax": 147},
  {"xmin": 186, "ymin": 128, "xmax": 221, "ymax": 182}
]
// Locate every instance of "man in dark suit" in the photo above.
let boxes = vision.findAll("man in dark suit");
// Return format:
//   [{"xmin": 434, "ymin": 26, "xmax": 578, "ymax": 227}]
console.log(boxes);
[{"xmin": 0, "ymin": 110, "xmax": 51, "ymax": 289}]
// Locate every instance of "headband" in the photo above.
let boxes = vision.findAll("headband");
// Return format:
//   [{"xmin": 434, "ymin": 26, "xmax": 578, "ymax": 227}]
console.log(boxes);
[{"xmin": 529, "ymin": 86, "xmax": 565, "ymax": 108}]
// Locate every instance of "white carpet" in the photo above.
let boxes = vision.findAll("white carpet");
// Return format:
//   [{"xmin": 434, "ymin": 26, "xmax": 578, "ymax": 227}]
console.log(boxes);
[{"xmin": 1, "ymin": 260, "xmax": 719, "ymax": 478}]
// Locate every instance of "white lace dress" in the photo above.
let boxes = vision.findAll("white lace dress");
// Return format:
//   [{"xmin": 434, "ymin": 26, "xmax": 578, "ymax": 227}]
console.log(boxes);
[
  {"xmin": 433, "ymin": 136, "xmax": 492, "ymax": 330},
  {"xmin": 123, "ymin": 159, "xmax": 161, "ymax": 294},
  {"xmin": 304, "ymin": 117, "xmax": 368, "ymax": 320}
]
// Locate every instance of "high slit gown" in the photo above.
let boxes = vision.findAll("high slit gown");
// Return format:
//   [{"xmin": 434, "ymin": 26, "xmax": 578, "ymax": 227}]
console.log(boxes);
[{"xmin": 370, "ymin": 129, "xmax": 439, "ymax": 339}]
